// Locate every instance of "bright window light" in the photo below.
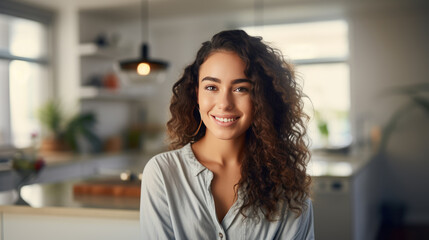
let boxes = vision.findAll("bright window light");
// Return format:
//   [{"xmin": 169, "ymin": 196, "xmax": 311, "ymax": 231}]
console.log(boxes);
[
  {"xmin": 243, "ymin": 20, "xmax": 351, "ymax": 148},
  {"xmin": 0, "ymin": 13, "xmax": 50, "ymax": 148},
  {"xmin": 0, "ymin": 60, "xmax": 9, "ymax": 145},
  {"xmin": 243, "ymin": 21, "xmax": 348, "ymax": 61},
  {"xmin": 10, "ymin": 17, "xmax": 47, "ymax": 59},
  {"xmin": 10, "ymin": 60, "xmax": 48, "ymax": 148}
]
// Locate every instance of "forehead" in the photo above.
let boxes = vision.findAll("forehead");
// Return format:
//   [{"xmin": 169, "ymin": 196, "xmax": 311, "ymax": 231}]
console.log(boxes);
[{"xmin": 199, "ymin": 51, "xmax": 247, "ymax": 81}]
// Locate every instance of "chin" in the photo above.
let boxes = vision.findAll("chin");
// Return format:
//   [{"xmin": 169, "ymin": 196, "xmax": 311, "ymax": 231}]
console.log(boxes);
[
  {"xmin": 216, "ymin": 136, "xmax": 236, "ymax": 141},
  {"xmin": 211, "ymin": 131, "xmax": 245, "ymax": 141}
]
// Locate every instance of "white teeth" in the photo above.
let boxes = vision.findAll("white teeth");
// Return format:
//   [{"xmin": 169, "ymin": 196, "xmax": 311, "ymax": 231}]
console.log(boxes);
[{"xmin": 215, "ymin": 116, "xmax": 237, "ymax": 123}]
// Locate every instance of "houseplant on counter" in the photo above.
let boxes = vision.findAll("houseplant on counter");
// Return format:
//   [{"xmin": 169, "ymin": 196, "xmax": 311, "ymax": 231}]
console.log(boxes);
[
  {"xmin": 12, "ymin": 149, "xmax": 45, "ymax": 205},
  {"xmin": 37, "ymin": 101, "xmax": 102, "ymax": 154}
]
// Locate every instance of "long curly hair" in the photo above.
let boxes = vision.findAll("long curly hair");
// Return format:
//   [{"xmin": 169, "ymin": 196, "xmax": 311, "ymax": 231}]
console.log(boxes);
[{"xmin": 167, "ymin": 30, "xmax": 311, "ymax": 220}]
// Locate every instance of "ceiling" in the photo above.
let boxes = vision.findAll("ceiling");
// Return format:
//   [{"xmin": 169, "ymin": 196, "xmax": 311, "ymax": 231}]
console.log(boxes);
[
  {"xmin": 15, "ymin": 0, "xmax": 336, "ymax": 20},
  {"xmin": 15, "ymin": 0, "xmax": 426, "ymax": 22}
]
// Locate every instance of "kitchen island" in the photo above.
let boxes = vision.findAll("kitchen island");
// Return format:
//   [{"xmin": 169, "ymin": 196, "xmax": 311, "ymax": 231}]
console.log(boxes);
[
  {"xmin": 0, "ymin": 205, "xmax": 139, "ymax": 240},
  {"xmin": 0, "ymin": 150, "xmax": 154, "ymax": 240}
]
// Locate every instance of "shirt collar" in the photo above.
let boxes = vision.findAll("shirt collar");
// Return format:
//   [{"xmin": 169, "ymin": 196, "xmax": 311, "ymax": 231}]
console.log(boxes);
[{"xmin": 183, "ymin": 143, "xmax": 207, "ymax": 177}]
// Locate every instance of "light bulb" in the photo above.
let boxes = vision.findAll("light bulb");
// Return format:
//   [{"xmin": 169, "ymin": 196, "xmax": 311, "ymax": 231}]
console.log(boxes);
[{"xmin": 137, "ymin": 63, "xmax": 151, "ymax": 75}]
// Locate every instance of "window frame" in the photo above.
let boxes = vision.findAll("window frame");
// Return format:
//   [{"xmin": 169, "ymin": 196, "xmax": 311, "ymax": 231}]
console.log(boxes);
[{"xmin": 0, "ymin": 1, "xmax": 54, "ymax": 147}]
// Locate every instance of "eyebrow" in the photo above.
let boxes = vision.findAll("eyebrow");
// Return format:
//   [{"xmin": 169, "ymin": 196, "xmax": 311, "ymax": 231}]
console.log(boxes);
[{"xmin": 201, "ymin": 76, "xmax": 252, "ymax": 84}]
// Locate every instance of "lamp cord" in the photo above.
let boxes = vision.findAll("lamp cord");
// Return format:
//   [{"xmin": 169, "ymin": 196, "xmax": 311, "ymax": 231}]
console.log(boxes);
[{"xmin": 142, "ymin": 0, "xmax": 149, "ymax": 44}]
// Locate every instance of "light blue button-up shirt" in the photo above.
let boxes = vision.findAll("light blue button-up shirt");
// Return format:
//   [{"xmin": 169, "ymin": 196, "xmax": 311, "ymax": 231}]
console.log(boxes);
[{"xmin": 140, "ymin": 143, "xmax": 314, "ymax": 240}]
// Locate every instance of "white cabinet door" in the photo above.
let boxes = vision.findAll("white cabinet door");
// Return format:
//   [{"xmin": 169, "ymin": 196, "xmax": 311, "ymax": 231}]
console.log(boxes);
[{"xmin": 2, "ymin": 212, "xmax": 139, "ymax": 240}]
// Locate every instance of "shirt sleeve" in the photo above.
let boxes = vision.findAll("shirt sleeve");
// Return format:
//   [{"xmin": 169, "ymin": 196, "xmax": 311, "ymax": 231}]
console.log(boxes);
[
  {"xmin": 293, "ymin": 198, "xmax": 315, "ymax": 240},
  {"xmin": 140, "ymin": 159, "xmax": 174, "ymax": 239},
  {"xmin": 274, "ymin": 198, "xmax": 315, "ymax": 240}
]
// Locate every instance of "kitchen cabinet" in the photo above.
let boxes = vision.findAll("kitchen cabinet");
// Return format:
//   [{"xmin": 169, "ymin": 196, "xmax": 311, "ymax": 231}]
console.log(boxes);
[
  {"xmin": 0, "ymin": 150, "xmax": 149, "ymax": 240},
  {"xmin": 0, "ymin": 206, "xmax": 139, "ymax": 240},
  {"xmin": 0, "ymin": 149, "xmax": 146, "ymax": 240},
  {"xmin": 311, "ymin": 152, "xmax": 382, "ymax": 240}
]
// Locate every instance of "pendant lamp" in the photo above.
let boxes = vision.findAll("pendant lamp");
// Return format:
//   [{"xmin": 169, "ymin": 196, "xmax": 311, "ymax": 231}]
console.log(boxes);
[{"xmin": 119, "ymin": 0, "xmax": 168, "ymax": 76}]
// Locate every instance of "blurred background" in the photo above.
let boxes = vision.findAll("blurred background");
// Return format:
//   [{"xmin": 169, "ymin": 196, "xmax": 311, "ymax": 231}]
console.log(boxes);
[{"xmin": 0, "ymin": 0, "xmax": 428, "ymax": 239}]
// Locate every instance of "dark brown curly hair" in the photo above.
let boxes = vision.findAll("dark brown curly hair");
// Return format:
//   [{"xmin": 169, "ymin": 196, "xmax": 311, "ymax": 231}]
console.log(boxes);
[{"xmin": 167, "ymin": 30, "xmax": 311, "ymax": 221}]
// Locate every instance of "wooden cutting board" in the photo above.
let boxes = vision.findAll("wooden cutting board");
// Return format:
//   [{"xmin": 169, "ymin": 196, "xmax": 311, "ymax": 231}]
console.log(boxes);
[{"xmin": 73, "ymin": 178, "xmax": 141, "ymax": 198}]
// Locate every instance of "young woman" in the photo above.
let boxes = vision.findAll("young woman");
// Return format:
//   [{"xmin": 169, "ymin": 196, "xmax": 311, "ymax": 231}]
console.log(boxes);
[{"xmin": 140, "ymin": 30, "xmax": 314, "ymax": 239}]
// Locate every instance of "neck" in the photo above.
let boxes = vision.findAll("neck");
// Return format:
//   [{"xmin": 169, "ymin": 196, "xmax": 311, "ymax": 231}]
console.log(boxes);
[{"xmin": 193, "ymin": 133, "xmax": 246, "ymax": 166}]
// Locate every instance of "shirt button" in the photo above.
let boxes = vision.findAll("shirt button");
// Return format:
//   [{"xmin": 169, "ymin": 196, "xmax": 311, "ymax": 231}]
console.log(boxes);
[{"xmin": 219, "ymin": 232, "xmax": 223, "ymax": 239}]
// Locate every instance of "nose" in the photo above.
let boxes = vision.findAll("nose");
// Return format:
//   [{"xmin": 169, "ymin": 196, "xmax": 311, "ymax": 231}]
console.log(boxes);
[{"xmin": 217, "ymin": 90, "xmax": 234, "ymax": 110}]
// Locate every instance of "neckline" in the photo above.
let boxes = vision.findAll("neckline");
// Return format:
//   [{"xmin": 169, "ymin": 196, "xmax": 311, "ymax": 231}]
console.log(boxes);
[
  {"xmin": 183, "ymin": 143, "xmax": 208, "ymax": 176},
  {"xmin": 184, "ymin": 143, "xmax": 243, "ymax": 228}
]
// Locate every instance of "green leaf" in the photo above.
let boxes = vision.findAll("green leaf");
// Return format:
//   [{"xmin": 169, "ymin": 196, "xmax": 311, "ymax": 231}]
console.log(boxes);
[
  {"xmin": 64, "ymin": 112, "xmax": 101, "ymax": 153},
  {"xmin": 37, "ymin": 101, "xmax": 62, "ymax": 137},
  {"xmin": 38, "ymin": 100, "xmax": 101, "ymax": 153}
]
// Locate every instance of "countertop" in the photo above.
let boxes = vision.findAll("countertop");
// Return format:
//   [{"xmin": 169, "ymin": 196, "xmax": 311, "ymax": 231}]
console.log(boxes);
[
  {"xmin": 0, "ymin": 149, "xmax": 157, "ymax": 213},
  {"xmin": 19, "ymin": 175, "xmax": 141, "ymax": 210},
  {"xmin": 0, "ymin": 149, "xmax": 159, "ymax": 192},
  {"xmin": 0, "ymin": 146, "xmax": 374, "ymax": 215},
  {"xmin": 309, "ymin": 148, "xmax": 373, "ymax": 178}
]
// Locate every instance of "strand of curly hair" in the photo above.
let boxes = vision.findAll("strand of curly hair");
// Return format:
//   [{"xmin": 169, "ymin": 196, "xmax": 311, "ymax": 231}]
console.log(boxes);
[{"xmin": 167, "ymin": 30, "xmax": 311, "ymax": 221}]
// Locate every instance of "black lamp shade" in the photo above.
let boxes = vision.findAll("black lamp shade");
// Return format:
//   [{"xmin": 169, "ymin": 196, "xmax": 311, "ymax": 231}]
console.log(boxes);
[{"xmin": 119, "ymin": 43, "xmax": 168, "ymax": 71}]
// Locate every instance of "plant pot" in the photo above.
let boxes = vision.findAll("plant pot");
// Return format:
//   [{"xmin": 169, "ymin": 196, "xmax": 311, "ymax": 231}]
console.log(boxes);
[{"xmin": 39, "ymin": 137, "xmax": 70, "ymax": 153}]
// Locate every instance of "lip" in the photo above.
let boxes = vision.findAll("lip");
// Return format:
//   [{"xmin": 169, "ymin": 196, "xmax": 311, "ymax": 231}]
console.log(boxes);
[{"xmin": 211, "ymin": 114, "xmax": 240, "ymax": 127}]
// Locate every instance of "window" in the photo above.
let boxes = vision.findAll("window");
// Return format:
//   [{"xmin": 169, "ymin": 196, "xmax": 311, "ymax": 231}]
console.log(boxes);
[
  {"xmin": 242, "ymin": 20, "xmax": 350, "ymax": 148},
  {"xmin": 0, "ymin": 7, "xmax": 52, "ymax": 148}
]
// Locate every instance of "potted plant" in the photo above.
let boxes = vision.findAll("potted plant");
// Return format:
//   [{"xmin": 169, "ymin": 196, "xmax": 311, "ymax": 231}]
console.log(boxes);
[{"xmin": 37, "ymin": 101, "xmax": 102, "ymax": 153}]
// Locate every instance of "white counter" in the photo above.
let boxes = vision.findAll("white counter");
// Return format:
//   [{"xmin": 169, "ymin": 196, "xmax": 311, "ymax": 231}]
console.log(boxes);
[{"xmin": 0, "ymin": 205, "xmax": 139, "ymax": 240}]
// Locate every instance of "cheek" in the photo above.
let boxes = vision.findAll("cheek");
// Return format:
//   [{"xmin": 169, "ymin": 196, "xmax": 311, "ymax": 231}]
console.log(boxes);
[
  {"xmin": 197, "ymin": 92, "xmax": 213, "ymax": 112},
  {"xmin": 197, "ymin": 87, "xmax": 206, "ymax": 107},
  {"xmin": 245, "ymin": 101, "xmax": 255, "ymax": 125},
  {"xmin": 241, "ymin": 98, "xmax": 254, "ymax": 115}
]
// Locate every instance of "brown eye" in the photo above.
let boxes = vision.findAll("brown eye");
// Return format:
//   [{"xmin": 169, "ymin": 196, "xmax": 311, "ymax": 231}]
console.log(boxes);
[{"xmin": 234, "ymin": 87, "xmax": 248, "ymax": 92}]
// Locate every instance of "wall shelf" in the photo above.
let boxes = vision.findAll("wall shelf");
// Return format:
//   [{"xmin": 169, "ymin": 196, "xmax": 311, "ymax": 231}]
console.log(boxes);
[
  {"xmin": 79, "ymin": 86, "xmax": 155, "ymax": 102},
  {"xmin": 79, "ymin": 43, "xmax": 130, "ymax": 60}
]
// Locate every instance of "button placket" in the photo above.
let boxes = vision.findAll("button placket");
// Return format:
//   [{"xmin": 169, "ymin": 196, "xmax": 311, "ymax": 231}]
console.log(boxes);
[{"xmin": 205, "ymin": 171, "xmax": 226, "ymax": 240}]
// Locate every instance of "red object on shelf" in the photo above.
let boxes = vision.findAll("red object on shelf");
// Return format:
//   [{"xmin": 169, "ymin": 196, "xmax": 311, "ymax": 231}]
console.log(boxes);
[{"xmin": 103, "ymin": 73, "xmax": 119, "ymax": 90}]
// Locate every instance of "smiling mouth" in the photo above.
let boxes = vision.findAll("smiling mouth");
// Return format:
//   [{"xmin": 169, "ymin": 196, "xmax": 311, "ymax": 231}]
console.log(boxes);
[{"xmin": 212, "ymin": 115, "xmax": 239, "ymax": 123}]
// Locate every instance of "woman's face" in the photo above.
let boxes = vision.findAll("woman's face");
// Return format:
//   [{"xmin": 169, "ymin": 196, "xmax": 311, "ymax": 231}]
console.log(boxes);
[{"xmin": 197, "ymin": 51, "xmax": 253, "ymax": 141}]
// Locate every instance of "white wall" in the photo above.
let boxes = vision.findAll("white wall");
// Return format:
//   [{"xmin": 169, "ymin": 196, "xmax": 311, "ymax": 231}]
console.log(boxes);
[{"xmin": 54, "ymin": 2, "xmax": 80, "ymax": 114}]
